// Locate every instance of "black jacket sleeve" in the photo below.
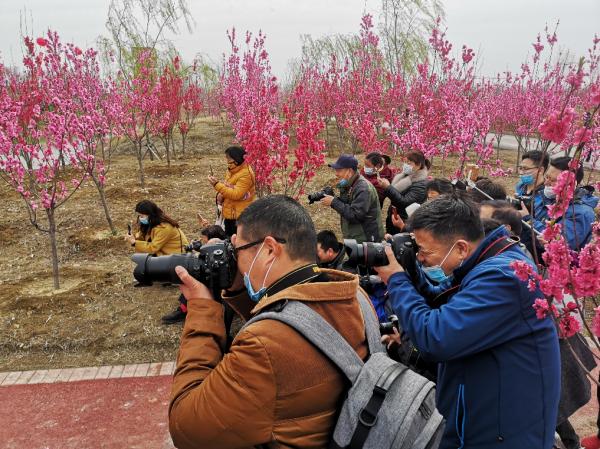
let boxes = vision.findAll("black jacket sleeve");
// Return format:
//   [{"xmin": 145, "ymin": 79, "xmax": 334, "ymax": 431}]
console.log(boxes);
[
  {"xmin": 384, "ymin": 181, "xmax": 427, "ymax": 210},
  {"xmin": 330, "ymin": 181, "xmax": 370, "ymax": 224}
]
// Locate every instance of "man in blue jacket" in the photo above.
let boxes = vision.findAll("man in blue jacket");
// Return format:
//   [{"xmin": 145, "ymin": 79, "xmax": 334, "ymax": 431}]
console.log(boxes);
[
  {"xmin": 376, "ymin": 193, "xmax": 560, "ymax": 449},
  {"xmin": 515, "ymin": 150, "xmax": 550, "ymax": 257},
  {"xmin": 524, "ymin": 156, "xmax": 598, "ymax": 252}
]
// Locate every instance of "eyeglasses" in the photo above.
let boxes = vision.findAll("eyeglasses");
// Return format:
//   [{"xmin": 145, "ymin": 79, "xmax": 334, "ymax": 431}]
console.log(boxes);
[
  {"xmin": 519, "ymin": 165, "xmax": 538, "ymax": 172},
  {"xmin": 233, "ymin": 236, "xmax": 287, "ymax": 260}
]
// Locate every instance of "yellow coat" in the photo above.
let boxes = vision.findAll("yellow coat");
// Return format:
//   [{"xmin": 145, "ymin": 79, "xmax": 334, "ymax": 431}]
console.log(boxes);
[
  {"xmin": 134, "ymin": 222, "xmax": 189, "ymax": 256},
  {"xmin": 214, "ymin": 162, "xmax": 256, "ymax": 220}
]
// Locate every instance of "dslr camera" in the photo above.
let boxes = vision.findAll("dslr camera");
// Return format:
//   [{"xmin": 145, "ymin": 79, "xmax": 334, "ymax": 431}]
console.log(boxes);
[
  {"xmin": 506, "ymin": 194, "xmax": 533, "ymax": 211},
  {"xmin": 307, "ymin": 186, "xmax": 334, "ymax": 204},
  {"xmin": 379, "ymin": 314, "xmax": 399, "ymax": 335},
  {"xmin": 131, "ymin": 240, "xmax": 236, "ymax": 293},
  {"xmin": 343, "ymin": 233, "xmax": 418, "ymax": 280}
]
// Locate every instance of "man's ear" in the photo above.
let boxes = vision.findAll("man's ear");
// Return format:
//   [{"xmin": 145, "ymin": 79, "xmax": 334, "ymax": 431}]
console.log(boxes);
[
  {"xmin": 263, "ymin": 236, "xmax": 284, "ymax": 258},
  {"xmin": 456, "ymin": 240, "xmax": 470, "ymax": 260}
]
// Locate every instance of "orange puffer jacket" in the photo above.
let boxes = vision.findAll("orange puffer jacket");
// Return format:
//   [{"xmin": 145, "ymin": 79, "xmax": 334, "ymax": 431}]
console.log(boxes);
[{"xmin": 169, "ymin": 269, "xmax": 370, "ymax": 449}]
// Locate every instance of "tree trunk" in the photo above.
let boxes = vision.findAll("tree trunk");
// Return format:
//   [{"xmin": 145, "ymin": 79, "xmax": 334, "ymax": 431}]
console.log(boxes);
[
  {"xmin": 93, "ymin": 176, "xmax": 116, "ymax": 234},
  {"xmin": 137, "ymin": 140, "xmax": 145, "ymax": 188},
  {"xmin": 181, "ymin": 132, "xmax": 187, "ymax": 155},
  {"xmin": 170, "ymin": 131, "xmax": 177, "ymax": 159},
  {"xmin": 47, "ymin": 208, "xmax": 60, "ymax": 289}
]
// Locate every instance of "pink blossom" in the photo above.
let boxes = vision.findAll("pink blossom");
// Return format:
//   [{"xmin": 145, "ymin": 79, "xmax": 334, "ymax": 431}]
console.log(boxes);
[
  {"xmin": 591, "ymin": 84, "xmax": 600, "ymax": 106},
  {"xmin": 36, "ymin": 37, "xmax": 48, "ymax": 47},
  {"xmin": 538, "ymin": 108, "xmax": 575, "ymax": 143},
  {"xmin": 532, "ymin": 298, "xmax": 556, "ymax": 319},
  {"xmin": 573, "ymin": 127, "xmax": 592, "ymax": 145},
  {"xmin": 565, "ymin": 70, "xmax": 584, "ymax": 90},
  {"xmin": 558, "ymin": 314, "xmax": 581, "ymax": 338}
]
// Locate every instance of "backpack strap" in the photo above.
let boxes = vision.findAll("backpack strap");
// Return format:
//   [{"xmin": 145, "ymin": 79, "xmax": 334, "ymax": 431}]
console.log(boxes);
[{"xmin": 242, "ymin": 291, "xmax": 384, "ymax": 384}]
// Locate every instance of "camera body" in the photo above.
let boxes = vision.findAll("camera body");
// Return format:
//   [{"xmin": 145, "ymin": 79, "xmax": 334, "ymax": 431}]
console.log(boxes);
[
  {"xmin": 343, "ymin": 233, "xmax": 418, "ymax": 279},
  {"xmin": 307, "ymin": 186, "xmax": 334, "ymax": 204},
  {"xmin": 131, "ymin": 240, "xmax": 236, "ymax": 292},
  {"xmin": 379, "ymin": 314, "xmax": 399, "ymax": 335},
  {"xmin": 506, "ymin": 194, "xmax": 533, "ymax": 211}
]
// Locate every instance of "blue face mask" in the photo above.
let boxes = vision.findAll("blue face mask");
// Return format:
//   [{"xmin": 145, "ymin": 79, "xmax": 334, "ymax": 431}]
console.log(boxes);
[
  {"xmin": 338, "ymin": 178, "xmax": 349, "ymax": 188},
  {"xmin": 244, "ymin": 242, "xmax": 277, "ymax": 302},
  {"xmin": 139, "ymin": 217, "xmax": 149, "ymax": 225},
  {"xmin": 421, "ymin": 241, "xmax": 458, "ymax": 284},
  {"xmin": 519, "ymin": 174, "xmax": 534, "ymax": 185}
]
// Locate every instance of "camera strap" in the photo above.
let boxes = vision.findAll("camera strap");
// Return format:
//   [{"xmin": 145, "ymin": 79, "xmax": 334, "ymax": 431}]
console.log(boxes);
[
  {"xmin": 263, "ymin": 264, "xmax": 322, "ymax": 299},
  {"xmin": 428, "ymin": 236, "xmax": 519, "ymax": 307}
]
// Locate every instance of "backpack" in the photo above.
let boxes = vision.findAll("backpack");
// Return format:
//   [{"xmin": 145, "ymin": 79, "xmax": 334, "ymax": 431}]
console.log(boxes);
[{"xmin": 242, "ymin": 291, "xmax": 445, "ymax": 449}]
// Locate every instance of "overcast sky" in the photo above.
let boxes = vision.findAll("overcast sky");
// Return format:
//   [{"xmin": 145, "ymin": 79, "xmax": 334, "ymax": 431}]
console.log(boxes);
[{"xmin": 0, "ymin": 0, "xmax": 598, "ymax": 78}]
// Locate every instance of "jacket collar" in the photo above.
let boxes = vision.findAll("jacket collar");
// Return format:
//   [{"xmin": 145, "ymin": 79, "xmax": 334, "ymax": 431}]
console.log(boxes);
[
  {"xmin": 228, "ymin": 162, "xmax": 247, "ymax": 175},
  {"xmin": 318, "ymin": 249, "xmax": 346, "ymax": 270},
  {"xmin": 223, "ymin": 269, "xmax": 359, "ymax": 321},
  {"xmin": 452, "ymin": 226, "xmax": 509, "ymax": 284}
]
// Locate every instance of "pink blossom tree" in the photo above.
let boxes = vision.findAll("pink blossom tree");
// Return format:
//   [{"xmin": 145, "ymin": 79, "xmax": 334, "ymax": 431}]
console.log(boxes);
[{"xmin": 0, "ymin": 32, "xmax": 100, "ymax": 288}]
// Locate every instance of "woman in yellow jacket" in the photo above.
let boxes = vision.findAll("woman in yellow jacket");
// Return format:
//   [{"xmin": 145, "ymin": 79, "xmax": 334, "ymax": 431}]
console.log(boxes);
[
  {"xmin": 125, "ymin": 200, "xmax": 189, "ymax": 255},
  {"xmin": 208, "ymin": 146, "xmax": 256, "ymax": 237}
]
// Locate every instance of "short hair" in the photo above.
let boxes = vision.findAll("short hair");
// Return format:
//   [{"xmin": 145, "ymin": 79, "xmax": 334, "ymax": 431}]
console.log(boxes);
[
  {"xmin": 405, "ymin": 150, "xmax": 431, "ymax": 170},
  {"xmin": 550, "ymin": 156, "xmax": 584, "ymax": 184},
  {"xmin": 481, "ymin": 218, "xmax": 503, "ymax": 235},
  {"xmin": 365, "ymin": 152, "xmax": 384, "ymax": 168},
  {"xmin": 201, "ymin": 225, "xmax": 227, "ymax": 241},
  {"xmin": 491, "ymin": 207, "xmax": 523, "ymax": 235},
  {"xmin": 225, "ymin": 146, "xmax": 246, "ymax": 165},
  {"xmin": 470, "ymin": 179, "xmax": 507, "ymax": 203},
  {"xmin": 237, "ymin": 195, "xmax": 316, "ymax": 261},
  {"xmin": 522, "ymin": 150, "xmax": 549, "ymax": 170},
  {"xmin": 317, "ymin": 230, "xmax": 342, "ymax": 253},
  {"xmin": 426, "ymin": 178, "xmax": 454, "ymax": 195},
  {"xmin": 408, "ymin": 193, "xmax": 484, "ymax": 243}
]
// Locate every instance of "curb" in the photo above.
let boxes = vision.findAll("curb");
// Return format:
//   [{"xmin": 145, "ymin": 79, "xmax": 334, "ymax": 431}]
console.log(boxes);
[{"xmin": 0, "ymin": 361, "xmax": 175, "ymax": 386}]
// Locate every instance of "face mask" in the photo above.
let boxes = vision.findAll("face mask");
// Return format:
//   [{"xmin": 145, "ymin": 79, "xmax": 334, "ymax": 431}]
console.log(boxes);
[
  {"xmin": 519, "ymin": 174, "xmax": 534, "ymax": 185},
  {"xmin": 338, "ymin": 178, "xmax": 349, "ymax": 188},
  {"xmin": 544, "ymin": 185, "xmax": 557, "ymax": 199},
  {"xmin": 402, "ymin": 163, "xmax": 413, "ymax": 175},
  {"xmin": 243, "ymin": 242, "xmax": 276, "ymax": 302},
  {"xmin": 422, "ymin": 241, "xmax": 458, "ymax": 284},
  {"xmin": 364, "ymin": 167, "xmax": 375, "ymax": 176},
  {"xmin": 139, "ymin": 217, "xmax": 149, "ymax": 225}
]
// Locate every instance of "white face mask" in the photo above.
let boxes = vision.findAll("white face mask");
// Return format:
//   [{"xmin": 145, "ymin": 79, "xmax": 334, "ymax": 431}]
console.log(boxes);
[
  {"xmin": 544, "ymin": 185, "xmax": 557, "ymax": 199},
  {"xmin": 364, "ymin": 167, "xmax": 375, "ymax": 175},
  {"xmin": 402, "ymin": 163, "xmax": 413, "ymax": 175}
]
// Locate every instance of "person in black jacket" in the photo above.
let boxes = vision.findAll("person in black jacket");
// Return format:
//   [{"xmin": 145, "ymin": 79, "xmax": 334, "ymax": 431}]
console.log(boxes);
[
  {"xmin": 320, "ymin": 154, "xmax": 385, "ymax": 243},
  {"xmin": 380, "ymin": 150, "xmax": 430, "ymax": 234}
]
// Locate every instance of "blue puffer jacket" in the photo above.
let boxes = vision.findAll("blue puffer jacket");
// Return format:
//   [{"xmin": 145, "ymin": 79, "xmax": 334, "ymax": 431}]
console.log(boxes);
[
  {"xmin": 387, "ymin": 227, "xmax": 560, "ymax": 449},
  {"xmin": 525, "ymin": 187, "xmax": 598, "ymax": 251}
]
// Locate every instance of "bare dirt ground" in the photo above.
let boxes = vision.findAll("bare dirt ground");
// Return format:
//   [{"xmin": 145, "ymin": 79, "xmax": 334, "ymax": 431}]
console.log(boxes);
[{"xmin": 0, "ymin": 117, "xmax": 571, "ymax": 371}]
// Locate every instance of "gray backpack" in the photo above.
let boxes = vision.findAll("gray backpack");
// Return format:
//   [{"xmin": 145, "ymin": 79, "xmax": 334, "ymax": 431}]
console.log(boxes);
[{"xmin": 243, "ymin": 292, "xmax": 445, "ymax": 449}]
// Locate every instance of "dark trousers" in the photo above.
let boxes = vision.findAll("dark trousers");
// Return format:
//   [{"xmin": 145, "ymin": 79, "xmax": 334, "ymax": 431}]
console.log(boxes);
[
  {"xmin": 224, "ymin": 219, "xmax": 237, "ymax": 238},
  {"xmin": 556, "ymin": 419, "xmax": 580, "ymax": 449}
]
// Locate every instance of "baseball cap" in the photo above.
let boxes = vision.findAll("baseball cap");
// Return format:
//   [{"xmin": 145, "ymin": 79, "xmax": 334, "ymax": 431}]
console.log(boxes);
[{"xmin": 328, "ymin": 154, "xmax": 358, "ymax": 170}]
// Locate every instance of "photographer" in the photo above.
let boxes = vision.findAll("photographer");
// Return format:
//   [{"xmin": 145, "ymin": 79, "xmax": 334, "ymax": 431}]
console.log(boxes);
[
  {"xmin": 375, "ymin": 194, "xmax": 560, "ymax": 449},
  {"xmin": 169, "ymin": 195, "xmax": 371, "ymax": 449},
  {"xmin": 125, "ymin": 200, "xmax": 188, "ymax": 256},
  {"xmin": 208, "ymin": 146, "xmax": 256, "ymax": 237},
  {"xmin": 426, "ymin": 178, "xmax": 454, "ymax": 201},
  {"xmin": 379, "ymin": 150, "xmax": 430, "ymax": 234},
  {"xmin": 531, "ymin": 156, "xmax": 597, "ymax": 251},
  {"xmin": 316, "ymin": 230, "xmax": 348, "ymax": 270},
  {"xmin": 320, "ymin": 154, "xmax": 384, "ymax": 243},
  {"xmin": 515, "ymin": 150, "xmax": 550, "ymax": 256},
  {"xmin": 361, "ymin": 152, "xmax": 394, "ymax": 207}
]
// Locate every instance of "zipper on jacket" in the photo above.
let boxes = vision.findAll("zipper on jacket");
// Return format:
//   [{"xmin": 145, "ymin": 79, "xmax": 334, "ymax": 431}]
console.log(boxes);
[{"xmin": 455, "ymin": 383, "xmax": 466, "ymax": 449}]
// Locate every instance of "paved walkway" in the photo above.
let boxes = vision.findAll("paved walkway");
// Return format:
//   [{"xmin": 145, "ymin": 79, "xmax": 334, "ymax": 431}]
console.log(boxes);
[
  {"xmin": 0, "ymin": 360, "xmax": 599, "ymax": 448},
  {"xmin": 0, "ymin": 363, "xmax": 176, "ymax": 449}
]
